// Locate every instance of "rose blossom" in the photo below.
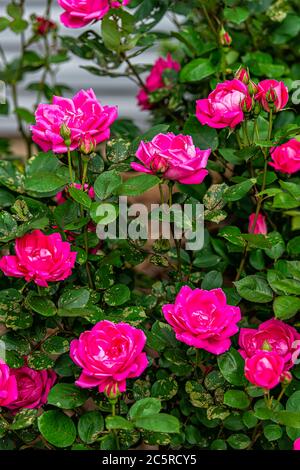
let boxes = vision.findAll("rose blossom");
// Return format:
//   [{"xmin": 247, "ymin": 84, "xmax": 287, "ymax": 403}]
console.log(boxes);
[
  {"xmin": 255, "ymin": 79, "xmax": 288, "ymax": 112},
  {"xmin": 131, "ymin": 133, "xmax": 210, "ymax": 185},
  {"xmin": 0, "ymin": 361, "xmax": 18, "ymax": 407},
  {"xmin": 58, "ymin": 0, "xmax": 131, "ymax": 28},
  {"xmin": 55, "ymin": 183, "xmax": 95, "ymax": 205},
  {"xmin": 248, "ymin": 213, "xmax": 267, "ymax": 235},
  {"xmin": 294, "ymin": 438, "xmax": 300, "ymax": 450},
  {"xmin": 34, "ymin": 16, "xmax": 57, "ymax": 35},
  {"xmin": 196, "ymin": 79, "xmax": 252, "ymax": 129},
  {"xmin": 0, "ymin": 229, "xmax": 77, "ymax": 287},
  {"xmin": 137, "ymin": 54, "xmax": 181, "ymax": 110},
  {"xmin": 70, "ymin": 320, "xmax": 148, "ymax": 395},
  {"xmin": 162, "ymin": 286, "xmax": 241, "ymax": 355},
  {"xmin": 31, "ymin": 88, "xmax": 118, "ymax": 153},
  {"xmin": 269, "ymin": 138, "xmax": 300, "ymax": 174},
  {"xmin": 239, "ymin": 318, "xmax": 300, "ymax": 371},
  {"xmin": 244, "ymin": 350, "xmax": 284, "ymax": 389},
  {"xmin": 6, "ymin": 366, "xmax": 56, "ymax": 411}
]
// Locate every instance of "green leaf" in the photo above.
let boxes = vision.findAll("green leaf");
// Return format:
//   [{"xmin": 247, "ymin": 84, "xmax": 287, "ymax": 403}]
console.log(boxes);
[
  {"xmin": 78, "ymin": 412, "xmax": 104, "ymax": 444},
  {"xmin": 183, "ymin": 116, "xmax": 218, "ymax": 151},
  {"xmin": 201, "ymin": 271, "xmax": 223, "ymax": 290},
  {"xmin": 129, "ymin": 398, "xmax": 162, "ymax": 420},
  {"xmin": 224, "ymin": 6, "xmax": 249, "ymax": 24},
  {"xmin": 227, "ymin": 433, "xmax": 250, "ymax": 449},
  {"xmin": 274, "ymin": 411, "xmax": 300, "ymax": 428},
  {"xmin": 263, "ymin": 424, "xmax": 283, "ymax": 442},
  {"xmin": 38, "ymin": 411, "xmax": 76, "ymax": 448},
  {"xmin": 151, "ymin": 378, "xmax": 178, "ymax": 401},
  {"xmin": 0, "ymin": 211, "xmax": 17, "ymax": 241},
  {"xmin": 287, "ymin": 236, "xmax": 300, "ymax": 255},
  {"xmin": 25, "ymin": 293, "xmax": 57, "ymax": 317},
  {"xmin": 69, "ymin": 187, "xmax": 92, "ymax": 209},
  {"xmin": 0, "ymin": 17, "xmax": 10, "ymax": 31},
  {"xmin": 94, "ymin": 170, "xmax": 122, "ymax": 200},
  {"xmin": 234, "ymin": 275, "xmax": 273, "ymax": 303},
  {"xmin": 58, "ymin": 288, "xmax": 90, "ymax": 310},
  {"xmin": 27, "ymin": 352, "xmax": 54, "ymax": 370},
  {"xmin": 47, "ymin": 384, "xmax": 88, "ymax": 409},
  {"xmin": 103, "ymin": 284, "xmax": 130, "ymax": 306},
  {"xmin": 180, "ymin": 58, "xmax": 216, "ymax": 83},
  {"xmin": 134, "ymin": 414, "xmax": 180, "ymax": 433},
  {"xmin": 217, "ymin": 348, "xmax": 247, "ymax": 386},
  {"xmin": 241, "ymin": 234, "xmax": 272, "ymax": 250},
  {"xmin": 25, "ymin": 173, "xmax": 68, "ymax": 196},
  {"xmin": 118, "ymin": 174, "xmax": 160, "ymax": 196},
  {"xmin": 242, "ymin": 411, "xmax": 258, "ymax": 429},
  {"xmin": 101, "ymin": 16, "xmax": 121, "ymax": 51},
  {"xmin": 43, "ymin": 336, "xmax": 70, "ymax": 355},
  {"xmin": 274, "ymin": 296, "xmax": 300, "ymax": 320},
  {"xmin": 264, "ymin": 232, "xmax": 285, "ymax": 260},
  {"xmin": 223, "ymin": 179, "xmax": 256, "ymax": 202},
  {"xmin": 218, "ymin": 226, "xmax": 245, "ymax": 247},
  {"xmin": 10, "ymin": 409, "xmax": 38, "ymax": 431},
  {"xmin": 223, "ymin": 390, "xmax": 250, "ymax": 410},
  {"xmin": 106, "ymin": 416, "xmax": 134, "ymax": 431}
]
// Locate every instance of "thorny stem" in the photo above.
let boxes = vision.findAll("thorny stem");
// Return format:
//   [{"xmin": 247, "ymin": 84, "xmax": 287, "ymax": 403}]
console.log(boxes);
[
  {"xmin": 67, "ymin": 147, "xmax": 74, "ymax": 183},
  {"xmin": 168, "ymin": 183, "xmax": 183, "ymax": 280}
]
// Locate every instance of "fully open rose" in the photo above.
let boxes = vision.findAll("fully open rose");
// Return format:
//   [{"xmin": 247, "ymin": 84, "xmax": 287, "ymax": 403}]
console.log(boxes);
[
  {"xmin": 0, "ymin": 361, "xmax": 18, "ymax": 407},
  {"xmin": 0, "ymin": 230, "xmax": 77, "ymax": 287},
  {"xmin": 70, "ymin": 321, "xmax": 148, "ymax": 395},
  {"xmin": 31, "ymin": 88, "xmax": 117, "ymax": 153},
  {"xmin": 269, "ymin": 138, "xmax": 300, "ymax": 174},
  {"xmin": 162, "ymin": 286, "xmax": 241, "ymax": 354}
]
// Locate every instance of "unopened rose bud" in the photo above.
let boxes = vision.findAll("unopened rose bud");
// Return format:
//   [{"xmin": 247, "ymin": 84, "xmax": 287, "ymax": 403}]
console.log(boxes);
[
  {"xmin": 241, "ymin": 96, "xmax": 253, "ymax": 113},
  {"xmin": 105, "ymin": 383, "xmax": 121, "ymax": 402},
  {"xmin": 248, "ymin": 80, "xmax": 259, "ymax": 96},
  {"xmin": 266, "ymin": 87, "xmax": 277, "ymax": 108},
  {"xmin": 33, "ymin": 16, "xmax": 57, "ymax": 35},
  {"xmin": 280, "ymin": 371, "xmax": 292, "ymax": 385},
  {"xmin": 253, "ymin": 100, "xmax": 261, "ymax": 117},
  {"xmin": 60, "ymin": 123, "xmax": 71, "ymax": 148},
  {"xmin": 219, "ymin": 28, "xmax": 232, "ymax": 46},
  {"xmin": 235, "ymin": 66, "xmax": 250, "ymax": 84},
  {"xmin": 79, "ymin": 133, "xmax": 97, "ymax": 155}
]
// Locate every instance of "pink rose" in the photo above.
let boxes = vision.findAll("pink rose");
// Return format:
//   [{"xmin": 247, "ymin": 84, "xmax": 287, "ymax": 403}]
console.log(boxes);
[
  {"xmin": 0, "ymin": 361, "xmax": 18, "ymax": 407},
  {"xmin": 6, "ymin": 366, "xmax": 56, "ymax": 411},
  {"xmin": 70, "ymin": 320, "xmax": 148, "ymax": 394},
  {"xmin": 248, "ymin": 213, "xmax": 267, "ymax": 235},
  {"xmin": 131, "ymin": 133, "xmax": 210, "ymax": 185},
  {"xmin": 137, "ymin": 54, "xmax": 181, "ymax": 110},
  {"xmin": 294, "ymin": 438, "xmax": 300, "ymax": 450},
  {"xmin": 58, "ymin": 0, "xmax": 131, "ymax": 28},
  {"xmin": 239, "ymin": 318, "xmax": 300, "ymax": 371},
  {"xmin": 0, "ymin": 229, "xmax": 77, "ymax": 287},
  {"xmin": 196, "ymin": 79, "xmax": 251, "ymax": 129},
  {"xmin": 31, "ymin": 88, "xmax": 118, "ymax": 153},
  {"xmin": 55, "ymin": 183, "xmax": 95, "ymax": 205},
  {"xmin": 269, "ymin": 138, "xmax": 300, "ymax": 174},
  {"xmin": 255, "ymin": 79, "xmax": 288, "ymax": 112},
  {"xmin": 162, "ymin": 286, "xmax": 241, "ymax": 355},
  {"xmin": 244, "ymin": 350, "xmax": 284, "ymax": 389}
]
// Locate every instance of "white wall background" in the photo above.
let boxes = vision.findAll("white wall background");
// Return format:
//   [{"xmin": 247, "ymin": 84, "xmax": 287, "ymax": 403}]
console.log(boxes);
[{"xmin": 0, "ymin": 0, "xmax": 173, "ymax": 137}]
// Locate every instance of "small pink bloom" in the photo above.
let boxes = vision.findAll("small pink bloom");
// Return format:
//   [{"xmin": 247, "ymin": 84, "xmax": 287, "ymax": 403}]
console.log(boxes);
[
  {"xmin": 294, "ymin": 438, "xmax": 300, "ymax": 450},
  {"xmin": 137, "ymin": 54, "xmax": 181, "ymax": 110},
  {"xmin": 280, "ymin": 370, "xmax": 292, "ymax": 384},
  {"xmin": 0, "ymin": 229, "xmax": 77, "ymax": 287},
  {"xmin": 132, "ymin": 133, "xmax": 210, "ymax": 185},
  {"xmin": 70, "ymin": 320, "xmax": 148, "ymax": 393},
  {"xmin": 58, "ymin": 0, "xmax": 131, "ymax": 28},
  {"xmin": 55, "ymin": 183, "xmax": 95, "ymax": 205},
  {"xmin": 244, "ymin": 350, "xmax": 284, "ymax": 389},
  {"xmin": 255, "ymin": 79, "xmax": 288, "ymax": 112},
  {"xmin": 269, "ymin": 138, "xmax": 300, "ymax": 174},
  {"xmin": 79, "ymin": 133, "xmax": 97, "ymax": 155},
  {"xmin": 196, "ymin": 79, "xmax": 251, "ymax": 129},
  {"xmin": 248, "ymin": 213, "xmax": 267, "ymax": 235},
  {"xmin": 31, "ymin": 88, "xmax": 118, "ymax": 153},
  {"xmin": 6, "ymin": 366, "xmax": 56, "ymax": 411},
  {"xmin": 0, "ymin": 361, "xmax": 18, "ymax": 407},
  {"xmin": 239, "ymin": 318, "xmax": 300, "ymax": 371},
  {"xmin": 162, "ymin": 286, "xmax": 241, "ymax": 355}
]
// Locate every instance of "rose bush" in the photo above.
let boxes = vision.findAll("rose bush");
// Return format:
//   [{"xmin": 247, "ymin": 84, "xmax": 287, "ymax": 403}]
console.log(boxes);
[{"xmin": 0, "ymin": 0, "xmax": 300, "ymax": 453}]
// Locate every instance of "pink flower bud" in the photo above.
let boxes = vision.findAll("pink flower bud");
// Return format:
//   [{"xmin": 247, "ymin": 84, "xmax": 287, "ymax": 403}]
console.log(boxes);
[
  {"xmin": 280, "ymin": 370, "xmax": 292, "ymax": 385},
  {"xmin": 248, "ymin": 213, "xmax": 267, "ymax": 235},
  {"xmin": 220, "ymin": 29, "xmax": 232, "ymax": 46},
  {"xmin": 34, "ymin": 16, "xmax": 57, "ymax": 35},
  {"xmin": 79, "ymin": 133, "xmax": 97, "ymax": 155},
  {"xmin": 235, "ymin": 66, "xmax": 250, "ymax": 85},
  {"xmin": 255, "ymin": 79, "xmax": 288, "ymax": 112}
]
